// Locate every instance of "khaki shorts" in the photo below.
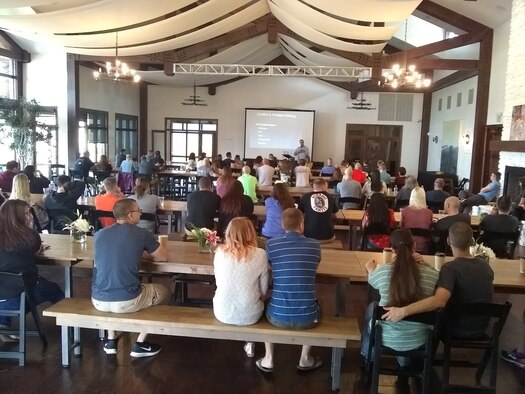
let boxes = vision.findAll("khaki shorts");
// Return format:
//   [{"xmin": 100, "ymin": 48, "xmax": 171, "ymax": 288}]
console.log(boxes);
[{"xmin": 92, "ymin": 283, "xmax": 171, "ymax": 313}]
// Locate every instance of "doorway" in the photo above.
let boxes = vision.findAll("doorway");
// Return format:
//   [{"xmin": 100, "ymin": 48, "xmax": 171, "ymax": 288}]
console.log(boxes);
[
  {"xmin": 482, "ymin": 124, "xmax": 502, "ymax": 184},
  {"xmin": 345, "ymin": 124, "xmax": 402, "ymax": 174}
]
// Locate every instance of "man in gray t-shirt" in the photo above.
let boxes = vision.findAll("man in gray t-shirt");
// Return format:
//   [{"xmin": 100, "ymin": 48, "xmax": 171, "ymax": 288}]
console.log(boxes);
[
  {"xmin": 91, "ymin": 199, "xmax": 170, "ymax": 358},
  {"xmin": 336, "ymin": 167, "xmax": 362, "ymax": 209}
]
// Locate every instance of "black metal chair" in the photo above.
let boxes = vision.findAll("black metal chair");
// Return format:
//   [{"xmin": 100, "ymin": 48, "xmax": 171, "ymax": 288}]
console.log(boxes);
[
  {"xmin": 92, "ymin": 210, "xmax": 115, "ymax": 232},
  {"xmin": 440, "ymin": 301, "xmax": 512, "ymax": 394},
  {"xmin": 427, "ymin": 200, "xmax": 445, "ymax": 214},
  {"xmin": 0, "ymin": 272, "xmax": 48, "ymax": 366},
  {"xmin": 478, "ymin": 230, "xmax": 520, "ymax": 259},
  {"xmin": 366, "ymin": 304, "xmax": 443, "ymax": 394},
  {"xmin": 360, "ymin": 223, "xmax": 391, "ymax": 252},
  {"xmin": 339, "ymin": 196, "xmax": 363, "ymax": 210},
  {"xmin": 394, "ymin": 199, "xmax": 409, "ymax": 211},
  {"xmin": 453, "ymin": 178, "xmax": 469, "ymax": 196},
  {"xmin": 407, "ymin": 227, "xmax": 434, "ymax": 254}
]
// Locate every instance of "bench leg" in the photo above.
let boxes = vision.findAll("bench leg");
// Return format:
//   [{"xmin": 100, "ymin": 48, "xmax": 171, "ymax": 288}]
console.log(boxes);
[
  {"xmin": 331, "ymin": 347, "xmax": 343, "ymax": 391},
  {"xmin": 73, "ymin": 327, "xmax": 82, "ymax": 357},
  {"xmin": 61, "ymin": 325, "xmax": 70, "ymax": 367}
]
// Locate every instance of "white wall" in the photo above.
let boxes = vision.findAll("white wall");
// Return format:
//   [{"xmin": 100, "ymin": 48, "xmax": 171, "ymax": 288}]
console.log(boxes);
[
  {"xmin": 499, "ymin": 0, "xmax": 525, "ymax": 178},
  {"xmin": 79, "ymin": 65, "xmax": 140, "ymax": 159},
  {"xmin": 148, "ymin": 77, "xmax": 424, "ymax": 175},
  {"xmin": 426, "ymin": 76, "xmax": 478, "ymax": 181},
  {"xmin": 487, "ymin": 20, "xmax": 510, "ymax": 125}
]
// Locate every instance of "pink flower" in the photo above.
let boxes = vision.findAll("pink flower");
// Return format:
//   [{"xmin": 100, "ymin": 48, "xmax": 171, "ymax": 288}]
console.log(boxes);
[{"xmin": 205, "ymin": 231, "xmax": 218, "ymax": 246}]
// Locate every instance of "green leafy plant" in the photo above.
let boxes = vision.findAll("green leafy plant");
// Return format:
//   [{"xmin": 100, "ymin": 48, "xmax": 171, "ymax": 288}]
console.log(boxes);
[{"xmin": 0, "ymin": 97, "xmax": 55, "ymax": 168}]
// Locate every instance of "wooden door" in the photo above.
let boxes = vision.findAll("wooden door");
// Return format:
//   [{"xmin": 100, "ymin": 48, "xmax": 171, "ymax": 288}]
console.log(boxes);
[
  {"xmin": 481, "ymin": 124, "xmax": 502, "ymax": 185},
  {"xmin": 345, "ymin": 124, "xmax": 402, "ymax": 174}
]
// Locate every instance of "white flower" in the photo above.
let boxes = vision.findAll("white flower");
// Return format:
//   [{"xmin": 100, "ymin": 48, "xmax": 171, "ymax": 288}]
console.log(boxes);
[
  {"xmin": 63, "ymin": 211, "xmax": 93, "ymax": 233},
  {"xmin": 469, "ymin": 242, "xmax": 496, "ymax": 260}
]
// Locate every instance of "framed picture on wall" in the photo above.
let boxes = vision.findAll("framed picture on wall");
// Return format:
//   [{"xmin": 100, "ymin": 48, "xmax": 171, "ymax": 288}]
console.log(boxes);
[{"xmin": 510, "ymin": 104, "xmax": 525, "ymax": 140}]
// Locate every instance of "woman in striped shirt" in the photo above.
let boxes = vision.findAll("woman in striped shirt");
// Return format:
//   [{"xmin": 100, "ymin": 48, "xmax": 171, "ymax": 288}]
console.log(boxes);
[{"xmin": 360, "ymin": 229, "xmax": 439, "ymax": 366}]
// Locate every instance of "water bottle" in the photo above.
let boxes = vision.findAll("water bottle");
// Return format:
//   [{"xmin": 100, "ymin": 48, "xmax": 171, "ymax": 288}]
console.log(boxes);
[{"xmin": 393, "ymin": 185, "xmax": 398, "ymax": 196}]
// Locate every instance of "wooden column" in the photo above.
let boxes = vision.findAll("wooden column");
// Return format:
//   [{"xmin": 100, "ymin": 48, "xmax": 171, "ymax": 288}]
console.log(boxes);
[
  {"xmin": 418, "ymin": 90, "xmax": 432, "ymax": 172},
  {"xmin": 469, "ymin": 29, "xmax": 493, "ymax": 192},
  {"xmin": 66, "ymin": 53, "xmax": 79, "ymax": 168},
  {"xmin": 138, "ymin": 67, "xmax": 148, "ymax": 155}
]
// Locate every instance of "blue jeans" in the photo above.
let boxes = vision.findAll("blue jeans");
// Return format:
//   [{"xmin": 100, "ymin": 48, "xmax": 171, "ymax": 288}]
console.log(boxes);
[
  {"xmin": 0, "ymin": 277, "xmax": 64, "ymax": 326},
  {"xmin": 266, "ymin": 303, "xmax": 320, "ymax": 330},
  {"xmin": 360, "ymin": 302, "xmax": 411, "ymax": 367}
]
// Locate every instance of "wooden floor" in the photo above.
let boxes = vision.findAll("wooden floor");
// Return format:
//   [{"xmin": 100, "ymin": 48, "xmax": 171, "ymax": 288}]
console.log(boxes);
[{"xmin": 2, "ymin": 230, "xmax": 525, "ymax": 393}]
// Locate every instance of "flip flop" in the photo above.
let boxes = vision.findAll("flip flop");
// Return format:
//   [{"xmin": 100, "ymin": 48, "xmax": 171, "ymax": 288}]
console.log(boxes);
[
  {"xmin": 297, "ymin": 357, "xmax": 323, "ymax": 372},
  {"xmin": 255, "ymin": 358, "xmax": 273, "ymax": 373}
]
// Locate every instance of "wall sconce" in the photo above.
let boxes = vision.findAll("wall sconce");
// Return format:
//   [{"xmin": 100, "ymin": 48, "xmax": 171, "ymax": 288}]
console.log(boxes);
[
  {"xmin": 432, "ymin": 136, "xmax": 439, "ymax": 144},
  {"xmin": 464, "ymin": 134, "xmax": 470, "ymax": 144}
]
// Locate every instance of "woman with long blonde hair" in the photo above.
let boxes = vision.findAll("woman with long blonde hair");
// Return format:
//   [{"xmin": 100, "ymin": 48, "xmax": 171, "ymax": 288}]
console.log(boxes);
[
  {"xmin": 10, "ymin": 173, "xmax": 48, "ymax": 231},
  {"xmin": 213, "ymin": 217, "xmax": 269, "ymax": 358},
  {"xmin": 401, "ymin": 186, "xmax": 433, "ymax": 252},
  {"xmin": 130, "ymin": 177, "xmax": 159, "ymax": 233}
]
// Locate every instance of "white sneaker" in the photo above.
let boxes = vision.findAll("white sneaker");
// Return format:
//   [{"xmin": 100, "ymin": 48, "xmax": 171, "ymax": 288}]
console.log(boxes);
[{"xmin": 244, "ymin": 342, "xmax": 255, "ymax": 358}]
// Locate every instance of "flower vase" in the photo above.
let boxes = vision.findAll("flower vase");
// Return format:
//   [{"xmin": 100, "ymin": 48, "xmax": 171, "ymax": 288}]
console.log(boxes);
[
  {"xmin": 70, "ymin": 229, "xmax": 87, "ymax": 243},
  {"xmin": 197, "ymin": 238, "xmax": 212, "ymax": 253}
]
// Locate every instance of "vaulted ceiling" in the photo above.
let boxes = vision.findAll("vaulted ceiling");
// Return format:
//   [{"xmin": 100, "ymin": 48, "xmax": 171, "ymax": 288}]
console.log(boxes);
[{"xmin": 0, "ymin": 0, "xmax": 513, "ymax": 89}]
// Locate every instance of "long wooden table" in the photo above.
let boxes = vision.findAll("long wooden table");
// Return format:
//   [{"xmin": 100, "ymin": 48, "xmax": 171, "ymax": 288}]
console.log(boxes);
[
  {"xmin": 258, "ymin": 186, "xmax": 336, "ymax": 198},
  {"xmin": 341, "ymin": 209, "xmax": 481, "ymax": 250},
  {"xmin": 38, "ymin": 234, "xmax": 365, "ymax": 315}
]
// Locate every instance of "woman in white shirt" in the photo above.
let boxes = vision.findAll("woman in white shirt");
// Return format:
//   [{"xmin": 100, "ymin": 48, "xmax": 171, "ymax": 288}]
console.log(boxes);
[
  {"xmin": 213, "ymin": 217, "xmax": 269, "ymax": 358},
  {"xmin": 294, "ymin": 159, "xmax": 311, "ymax": 187},
  {"xmin": 362, "ymin": 169, "xmax": 387, "ymax": 199}
]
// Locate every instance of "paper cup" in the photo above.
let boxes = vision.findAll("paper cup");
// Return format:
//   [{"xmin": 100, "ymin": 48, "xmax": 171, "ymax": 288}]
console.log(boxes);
[
  {"xmin": 382, "ymin": 248, "xmax": 393, "ymax": 264},
  {"xmin": 435, "ymin": 253, "xmax": 445, "ymax": 271},
  {"xmin": 158, "ymin": 235, "xmax": 168, "ymax": 248},
  {"xmin": 520, "ymin": 257, "xmax": 525, "ymax": 275}
]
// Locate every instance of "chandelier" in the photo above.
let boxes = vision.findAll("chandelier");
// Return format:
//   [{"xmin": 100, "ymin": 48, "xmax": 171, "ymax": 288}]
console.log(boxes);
[
  {"xmin": 347, "ymin": 92, "xmax": 376, "ymax": 110},
  {"xmin": 93, "ymin": 32, "xmax": 140, "ymax": 83},
  {"xmin": 382, "ymin": 64, "xmax": 430, "ymax": 89},
  {"xmin": 181, "ymin": 82, "xmax": 207, "ymax": 106}
]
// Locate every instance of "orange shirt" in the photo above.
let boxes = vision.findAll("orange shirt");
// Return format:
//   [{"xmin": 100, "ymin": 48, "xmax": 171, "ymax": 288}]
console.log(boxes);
[{"xmin": 95, "ymin": 193, "xmax": 120, "ymax": 227}]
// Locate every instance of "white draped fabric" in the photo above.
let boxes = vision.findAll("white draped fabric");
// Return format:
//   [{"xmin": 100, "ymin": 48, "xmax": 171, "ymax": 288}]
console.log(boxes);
[{"xmin": 270, "ymin": 0, "xmax": 398, "ymax": 40}]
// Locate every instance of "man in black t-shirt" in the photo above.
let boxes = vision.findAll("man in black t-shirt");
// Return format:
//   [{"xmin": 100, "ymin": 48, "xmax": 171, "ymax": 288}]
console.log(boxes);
[
  {"xmin": 74, "ymin": 151, "xmax": 95, "ymax": 179},
  {"xmin": 298, "ymin": 178, "xmax": 338, "ymax": 242},
  {"xmin": 185, "ymin": 177, "xmax": 221, "ymax": 231},
  {"xmin": 432, "ymin": 197, "xmax": 471, "ymax": 253},
  {"xmin": 383, "ymin": 222, "xmax": 494, "ymax": 338}
]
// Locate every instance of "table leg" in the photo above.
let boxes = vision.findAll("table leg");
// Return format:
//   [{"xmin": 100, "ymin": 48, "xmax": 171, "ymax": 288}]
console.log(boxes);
[
  {"xmin": 61, "ymin": 325, "xmax": 70, "ymax": 367},
  {"xmin": 331, "ymin": 347, "xmax": 343, "ymax": 391},
  {"xmin": 64, "ymin": 266, "xmax": 82, "ymax": 357},
  {"xmin": 167, "ymin": 214, "xmax": 172, "ymax": 234}
]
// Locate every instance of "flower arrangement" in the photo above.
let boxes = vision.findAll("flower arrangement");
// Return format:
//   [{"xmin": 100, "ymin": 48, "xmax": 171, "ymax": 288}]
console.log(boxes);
[
  {"xmin": 189, "ymin": 225, "xmax": 218, "ymax": 252},
  {"xmin": 470, "ymin": 239, "xmax": 496, "ymax": 262},
  {"xmin": 64, "ymin": 211, "xmax": 93, "ymax": 242}
]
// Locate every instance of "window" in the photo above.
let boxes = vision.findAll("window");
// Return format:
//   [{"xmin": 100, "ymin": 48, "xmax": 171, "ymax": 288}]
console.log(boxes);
[
  {"xmin": 115, "ymin": 114, "xmax": 138, "ymax": 159},
  {"xmin": 167, "ymin": 118, "xmax": 217, "ymax": 163},
  {"xmin": 456, "ymin": 92, "xmax": 462, "ymax": 107},
  {"xmin": 438, "ymin": 98, "xmax": 442, "ymax": 111},
  {"xmin": 78, "ymin": 109, "xmax": 108, "ymax": 161},
  {"xmin": 0, "ymin": 55, "xmax": 17, "ymax": 99},
  {"xmin": 446, "ymin": 96, "xmax": 451, "ymax": 110},
  {"xmin": 468, "ymin": 88, "xmax": 475, "ymax": 105}
]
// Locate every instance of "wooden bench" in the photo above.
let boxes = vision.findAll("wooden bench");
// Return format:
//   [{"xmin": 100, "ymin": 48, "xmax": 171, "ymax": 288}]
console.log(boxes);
[{"xmin": 44, "ymin": 298, "xmax": 360, "ymax": 391}]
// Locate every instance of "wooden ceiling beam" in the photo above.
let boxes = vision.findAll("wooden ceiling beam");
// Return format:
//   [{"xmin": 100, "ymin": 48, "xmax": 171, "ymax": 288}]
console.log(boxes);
[
  {"xmin": 267, "ymin": 15, "xmax": 277, "ymax": 44},
  {"xmin": 0, "ymin": 30, "xmax": 30, "ymax": 62},
  {"xmin": 417, "ymin": 0, "xmax": 489, "ymax": 34},
  {"xmin": 414, "ymin": 58, "xmax": 478, "ymax": 70},
  {"xmin": 431, "ymin": 69, "xmax": 479, "ymax": 91},
  {"xmin": 383, "ymin": 31, "xmax": 486, "ymax": 66}
]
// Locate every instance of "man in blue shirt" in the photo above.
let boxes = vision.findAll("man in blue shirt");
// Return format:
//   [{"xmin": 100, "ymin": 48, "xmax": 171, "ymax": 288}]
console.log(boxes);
[
  {"xmin": 91, "ymin": 198, "xmax": 170, "ymax": 358},
  {"xmin": 319, "ymin": 158, "xmax": 335, "ymax": 176},
  {"xmin": 458, "ymin": 172, "xmax": 501, "ymax": 213},
  {"xmin": 256, "ymin": 208, "xmax": 323, "ymax": 373}
]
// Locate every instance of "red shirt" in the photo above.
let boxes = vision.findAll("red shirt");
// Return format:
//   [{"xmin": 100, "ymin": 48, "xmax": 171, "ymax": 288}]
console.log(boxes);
[
  {"xmin": 0, "ymin": 170, "xmax": 16, "ymax": 192},
  {"xmin": 95, "ymin": 193, "xmax": 120, "ymax": 227},
  {"xmin": 352, "ymin": 169, "xmax": 367, "ymax": 184}
]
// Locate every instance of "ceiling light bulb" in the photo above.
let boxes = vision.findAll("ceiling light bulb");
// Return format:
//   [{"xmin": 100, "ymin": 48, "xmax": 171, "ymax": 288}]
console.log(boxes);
[
  {"xmin": 133, "ymin": 74, "xmax": 141, "ymax": 83},
  {"xmin": 392, "ymin": 64, "xmax": 400, "ymax": 72},
  {"xmin": 423, "ymin": 79, "xmax": 431, "ymax": 87},
  {"xmin": 408, "ymin": 64, "xmax": 416, "ymax": 72},
  {"xmin": 415, "ymin": 80, "xmax": 422, "ymax": 88},
  {"xmin": 392, "ymin": 80, "xmax": 398, "ymax": 88}
]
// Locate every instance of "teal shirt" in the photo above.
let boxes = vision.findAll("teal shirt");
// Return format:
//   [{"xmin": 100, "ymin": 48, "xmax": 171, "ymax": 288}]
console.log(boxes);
[
  {"xmin": 239, "ymin": 174, "xmax": 259, "ymax": 203},
  {"xmin": 368, "ymin": 263, "xmax": 439, "ymax": 351}
]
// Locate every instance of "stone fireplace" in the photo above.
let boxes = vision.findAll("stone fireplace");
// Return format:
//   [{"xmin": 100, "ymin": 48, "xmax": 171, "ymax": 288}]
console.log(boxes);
[{"xmin": 503, "ymin": 165, "xmax": 525, "ymax": 203}]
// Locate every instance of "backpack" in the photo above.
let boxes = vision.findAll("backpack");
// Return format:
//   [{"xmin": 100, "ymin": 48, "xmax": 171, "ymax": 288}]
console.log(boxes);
[{"xmin": 31, "ymin": 203, "xmax": 50, "ymax": 231}]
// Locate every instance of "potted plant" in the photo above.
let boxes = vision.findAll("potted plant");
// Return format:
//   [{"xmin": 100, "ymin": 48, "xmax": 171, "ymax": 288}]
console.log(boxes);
[{"xmin": 0, "ymin": 97, "xmax": 55, "ymax": 169}]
